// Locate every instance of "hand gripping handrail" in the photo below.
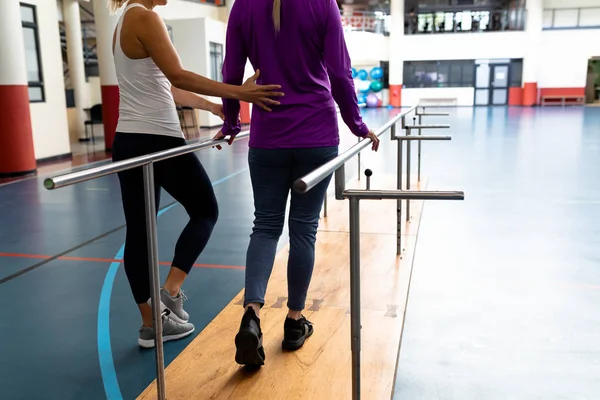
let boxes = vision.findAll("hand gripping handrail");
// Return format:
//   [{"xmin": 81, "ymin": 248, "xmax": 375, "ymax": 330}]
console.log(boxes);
[{"xmin": 293, "ymin": 106, "xmax": 417, "ymax": 194}]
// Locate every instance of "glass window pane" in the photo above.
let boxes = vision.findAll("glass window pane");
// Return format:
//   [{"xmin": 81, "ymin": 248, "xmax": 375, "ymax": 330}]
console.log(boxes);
[
  {"xmin": 462, "ymin": 63, "xmax": 474, "ymax": 85},
  {"xmin": 22, "ymin": 27, "xmax": 41, "ymax": 83},
  {"xmin": 28, "ymin": 86, "xmax": 43, "ymax": 102},
  {"xmin": 20, "ymin": 6, "xmax": 35, "ymax": 23}
]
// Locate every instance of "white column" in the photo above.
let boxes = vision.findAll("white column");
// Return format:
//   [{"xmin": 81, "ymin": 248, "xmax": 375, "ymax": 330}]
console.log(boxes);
[
  {"xmin": 63, "ymin": 0, "xmax": 90, "ymax": 140},
  {"xmin": 92, "ymin": 0, "xmax": 120, "ymax": 149},
  {"xmin": 389, "ymin": 0, "xmax": 404, "ymax": 107},
  {"xmin": 523, "ymin": 0, "xmax": 543, "ymax": 84}
]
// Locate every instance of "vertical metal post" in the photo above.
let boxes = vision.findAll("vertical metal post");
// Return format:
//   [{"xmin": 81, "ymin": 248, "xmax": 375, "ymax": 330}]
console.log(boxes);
[
  {"xmin": 406, "ymin": 121, "xmax": 413, "ymax": 222},
  {"xmin": 142, "ymin": 163, "xmax": 167, "ymax": 400},
  {"xmin": 349, "ymin": 197, "xmax": 362, "ymax": 400},
  {"xmin": 323, "ymin": 193, "xmax": 328, "ymax": 218},
  {"xmin": 417, "ymin": 113, "xmax": 422, "ymax": 181},
  {"xmin": 357, "ymin": 137, "xmax": 361, "ymax": 181},
  {"xmin": 335, "ymin": 165, "xmax": 346, "ymax": 200},
  {"xmin": 396, "ymin": 139, "xmax": 403, "ymax": 255}
]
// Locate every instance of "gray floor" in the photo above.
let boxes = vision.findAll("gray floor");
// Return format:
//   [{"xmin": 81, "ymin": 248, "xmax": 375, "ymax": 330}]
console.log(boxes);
[{"xmin": 393, "ymin": 106, "xmax": 600, "ymax": 400}]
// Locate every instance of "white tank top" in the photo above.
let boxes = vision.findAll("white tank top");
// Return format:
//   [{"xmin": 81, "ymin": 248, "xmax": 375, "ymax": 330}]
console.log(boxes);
[{"xmin": 114, "ymin": 3, "xmax": 183, "ymax": 138}]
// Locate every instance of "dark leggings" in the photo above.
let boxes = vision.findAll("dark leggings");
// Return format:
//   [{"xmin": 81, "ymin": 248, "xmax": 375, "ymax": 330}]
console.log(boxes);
[{"xmin": 112, "ymin": 132, "xmax": 219, "ymax": 304}]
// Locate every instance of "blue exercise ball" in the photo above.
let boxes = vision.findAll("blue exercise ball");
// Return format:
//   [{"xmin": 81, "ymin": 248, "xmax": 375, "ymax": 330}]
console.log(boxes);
[
  {"xmin": 351, "ymin": 68, "xmax": 357, "ymax": 79},
  {"xmin": 357, "ymin": 94, "xmax": 367, "ymax": 104},
  {"xmin": 370, "ymin": 67, "xmax": 383, "ymax": 80},
  {"xmin": 357, "ymin": 69, "xmax": 368, "ymax": 80}
]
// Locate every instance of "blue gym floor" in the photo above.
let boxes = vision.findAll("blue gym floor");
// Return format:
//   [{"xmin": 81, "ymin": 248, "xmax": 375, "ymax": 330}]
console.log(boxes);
[{"xmin": 1, "ymin": 106, "xmax": 599, "ymax": 399}]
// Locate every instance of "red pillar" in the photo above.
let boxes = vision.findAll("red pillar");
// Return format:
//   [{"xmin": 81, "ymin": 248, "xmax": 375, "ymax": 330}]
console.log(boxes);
[{"xmin": 0, "ymin": 0, "xmax": 36, "ymax": 176}]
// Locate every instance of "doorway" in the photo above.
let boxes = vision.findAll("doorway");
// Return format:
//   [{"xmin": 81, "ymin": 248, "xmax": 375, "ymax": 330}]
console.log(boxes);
[
  {"xmin": 474, "ymin": 62, "xmax": 510, "ymax": 106},
  {"xmin": 586, "ymin": 58, "xmax": 600, "ymax": 104}
]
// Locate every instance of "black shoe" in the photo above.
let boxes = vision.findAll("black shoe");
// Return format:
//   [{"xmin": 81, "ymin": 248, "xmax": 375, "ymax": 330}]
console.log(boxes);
[
  {"xmin": 234, "ymin": 308, "xmax": 265, "ymax": 366},
  {"xmin": 282, "ymin": 315, "xmax": 314, "ymax": 351}
]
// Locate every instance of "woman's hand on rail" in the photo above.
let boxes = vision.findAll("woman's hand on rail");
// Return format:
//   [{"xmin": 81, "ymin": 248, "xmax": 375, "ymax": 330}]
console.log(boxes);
[
  {"xmin": 237, "ymin": 70, "xmax": 284, "ymax": 112},
  {"xmin": 211, "ymin": 131, "xmax": 235, "ymax": 150},
  {"xmin": 366, "ymin": 129, "xmax": 380, "ymax": 151}
]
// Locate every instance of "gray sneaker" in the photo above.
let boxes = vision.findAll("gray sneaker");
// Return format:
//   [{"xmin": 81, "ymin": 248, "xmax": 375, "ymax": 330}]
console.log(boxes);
[
  {"xmin": 138, "ymin": 314, "xmax": 195, "ymax": 349},
  {"xmin": 160, "ymin": 288, "xmax": 189, "ymax": 323}
]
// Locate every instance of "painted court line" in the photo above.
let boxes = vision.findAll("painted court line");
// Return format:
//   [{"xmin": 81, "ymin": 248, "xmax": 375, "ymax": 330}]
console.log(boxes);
[
  {"xmin": 0, "ymin": 252, "xmax": 245, "ymax": 270},
  {"xmin": 98, "ymin": 167, "xmax": 248, "ymax": 400}
]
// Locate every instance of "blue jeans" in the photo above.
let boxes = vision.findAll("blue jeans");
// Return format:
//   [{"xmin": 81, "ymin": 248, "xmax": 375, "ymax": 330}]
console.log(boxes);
[{"xmin": 244, "ymin": 146, "xmax": 338, "ymax": 311}]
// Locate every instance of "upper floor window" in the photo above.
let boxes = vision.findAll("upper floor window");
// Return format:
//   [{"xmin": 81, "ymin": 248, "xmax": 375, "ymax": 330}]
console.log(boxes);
[
  {"xmin": 20, "ymin": 3, "xmax": 44, "ymax": 103},
  {"xmin": 403, "ymin": 60, "xmax": 475, "ymax": 88},
  {"xmin": 210, "ymin": 42, "xmax": 223, "ymax": 83}
]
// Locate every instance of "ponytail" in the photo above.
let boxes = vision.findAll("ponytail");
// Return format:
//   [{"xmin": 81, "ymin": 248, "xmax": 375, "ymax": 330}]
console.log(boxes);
[
  {"xmin": 107, "ymin": 0, "xmax": 128, "ymax": 13},
  {"xmin": 273, "ymin": 0, "xmax": 281, "ymax": 32}
]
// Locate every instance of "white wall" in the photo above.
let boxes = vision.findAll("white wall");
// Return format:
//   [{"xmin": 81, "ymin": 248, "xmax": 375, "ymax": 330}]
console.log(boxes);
[
  {"xmin": 26, "ymin": 0, "xmax": 71, "ymax": 159},
  {"xmin": 155, "ymin": 0, "xmax": 223, "ymax": 21},
  {"xmin": 167, "ymin": 17, "xmax": 226, "ymax": 128},
  {"xmin": 345, "ymin": 31, "xmax": 389, "ymax": 65},
  {"xmin": 537, "ymin": 29, "xmax": 600, "ymax": 88},
  {"xmin": 402, "ymin": 88, "xmax": 475, "ymax": 106},
  {"xmin": 544, "ymin": 0, "xmax": 600, "ymax": 8},
  {"xmin": 400, "ymin": 32, "xmax": 528, "ymax": 61}
]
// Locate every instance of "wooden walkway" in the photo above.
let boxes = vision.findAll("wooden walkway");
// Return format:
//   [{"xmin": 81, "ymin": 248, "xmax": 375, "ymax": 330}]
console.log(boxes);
[{"xmin": 138, "ymin": 174, "xmax": 427, "ymax": 400}]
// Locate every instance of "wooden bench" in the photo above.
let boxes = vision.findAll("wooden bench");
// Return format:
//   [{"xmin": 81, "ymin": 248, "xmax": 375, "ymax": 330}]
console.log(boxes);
[
  {"xmin": 540, "ymin": 95, "xmax": 585, "ymax": 107},
  {"xmin": 418, "ymin": 97, "xmax": 458, "ymax": 107}
]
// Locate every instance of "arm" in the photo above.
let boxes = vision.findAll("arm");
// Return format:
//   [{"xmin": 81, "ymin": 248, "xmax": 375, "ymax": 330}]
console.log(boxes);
[
  {"xmin": 220, "ymin": 0, "xmax": 246, "ymax": 138},
  {"xmin": 323, "ymin": 0, "xmax": 369, "ymax": 137},
  {"xmin": 134, "ymin": 9, "xmax": 283, "ymax": 110},
  {"xmin": 171, "ymin": 87, "xmax": 224, "ymax": 120}
]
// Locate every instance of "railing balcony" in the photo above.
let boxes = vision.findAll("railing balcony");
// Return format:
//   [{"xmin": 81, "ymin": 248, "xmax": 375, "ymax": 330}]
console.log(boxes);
[
  {"xmin": 405, "ymin": 8, "xmax": 526, "ymax": 35},
  {"xmin": 341, "ymin": 11, "xmax": 390, "ymax": 36},
  {"xmin": 543, "ymin": 7, "xmax": 600, "ymax": 30}
]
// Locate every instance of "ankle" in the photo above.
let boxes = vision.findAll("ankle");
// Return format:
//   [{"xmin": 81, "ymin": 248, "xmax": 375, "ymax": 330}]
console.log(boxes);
[
  {"xmin": 245, "ymin": 303, "xmax": 261, "ymax": 318},
  {"xmin": 163, "ymin": 285, "xmax": 180, "ymax": 297},
  {"xmin": 287, "ymin": 310, "xmax": 302, "ymax": 320}
]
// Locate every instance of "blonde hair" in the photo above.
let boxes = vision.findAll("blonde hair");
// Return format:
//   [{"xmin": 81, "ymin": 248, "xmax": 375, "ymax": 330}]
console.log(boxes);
[
  {"xmin": 273, "ymin": 0, "xmax": 281, "ymax": 32},
  {"xmin": 107, "ymin": 0, "xmax": 129, "ymax": 13}
]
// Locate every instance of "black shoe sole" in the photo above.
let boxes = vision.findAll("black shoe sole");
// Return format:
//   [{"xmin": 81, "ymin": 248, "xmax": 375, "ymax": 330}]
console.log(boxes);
[
  {"xmin": 282, "ymin": 328, "xmax": 313, "ymax": 351},
  {"xmin": 235, "ymin": 329, "xmax": 265, "ymax": 366}
]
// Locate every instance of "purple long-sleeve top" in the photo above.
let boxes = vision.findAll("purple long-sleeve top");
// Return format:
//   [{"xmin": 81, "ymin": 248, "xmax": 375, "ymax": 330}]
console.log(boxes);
[{"xmin": 221, "ymin": 0, "xmax": 369, "ymax": 149}]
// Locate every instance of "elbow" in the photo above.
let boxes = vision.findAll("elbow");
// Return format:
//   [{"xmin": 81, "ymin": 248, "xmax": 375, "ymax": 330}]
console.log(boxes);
[{"xmin": 169, "ymin": 70, "xmax": 188, "ymax": 90}]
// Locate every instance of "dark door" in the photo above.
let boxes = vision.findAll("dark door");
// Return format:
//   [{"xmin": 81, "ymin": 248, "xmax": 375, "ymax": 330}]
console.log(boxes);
[{"xmin": 489, "ymin": 64, "xmax": 510, "ymax": 105}]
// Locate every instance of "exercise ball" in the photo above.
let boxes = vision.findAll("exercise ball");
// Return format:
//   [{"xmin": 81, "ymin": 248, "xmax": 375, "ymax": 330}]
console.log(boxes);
[
  {"xmin": 366, "ymin": 93, "xmax": 380, "ymax": 108},
  {"xmin": 370, "ymin": 80, "xmax": 383, "ymax": 93},
  {"xmin": 357, "ymin": 69, "xmax": 368, "ymax": 80},
  {"xmin": 370, "ymin": 67, "xmax": 383, "ymax": 80},
  {"xmin": 357, "ymin": 94, "xmax": 367, "ymax": 104},
  {"xmin": 351, "ymin": 68, "xmax": 357, "ymax": 79}
]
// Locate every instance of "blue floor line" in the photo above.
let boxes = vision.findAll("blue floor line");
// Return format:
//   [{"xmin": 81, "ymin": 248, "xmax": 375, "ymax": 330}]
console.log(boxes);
[{"xmin": 97, "ymin": 168, "xmax": 248, "ymax": 400}]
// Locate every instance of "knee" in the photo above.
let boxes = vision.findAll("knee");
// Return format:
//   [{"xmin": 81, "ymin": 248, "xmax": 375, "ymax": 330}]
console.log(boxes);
[
  {"xmin": 252, "ymin": 212, "xmax": 285, "ymax": 238},
  {"xmin": 188, "ymin": 197, "xmax": 219, "ymax": 227},
  {"xmin": 288, "ymin": 216, "xmax": 318, "ymax": 241}
]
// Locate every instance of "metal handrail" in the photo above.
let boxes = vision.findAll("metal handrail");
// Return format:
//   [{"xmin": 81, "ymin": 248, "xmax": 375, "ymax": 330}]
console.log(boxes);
[
  {"xmin": 293, "ymin": 106, "xmax": 417, "ymax": 194},
  {"xmin": 44, "ymin": 131, "xmax": 250, "ymax": 190}
]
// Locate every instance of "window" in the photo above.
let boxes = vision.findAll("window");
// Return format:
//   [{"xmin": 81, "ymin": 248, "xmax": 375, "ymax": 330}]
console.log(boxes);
[
  {"xmin": 209, "ymin": 42, "xmax": 223, "ymax": 82},
  {"xmin": 509, "ymin": 59, "xmax": 523, "ymax": 87},
  {"xmin": 403, "ymin": 60, "xmax": 475, "ymax": 88},
  {"xmin": 20, "ymin": 3, "xmax": 44, "ymax": 102}
]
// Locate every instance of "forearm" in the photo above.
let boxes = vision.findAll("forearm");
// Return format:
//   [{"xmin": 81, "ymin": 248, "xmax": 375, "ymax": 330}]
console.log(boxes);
[
  {"xmin": 171, "ymin": 86, "xmax": 215, "ymax": 111},
  {"xmin": 171, "ymin": 70, "xmax": 242, "ymax": 100}
]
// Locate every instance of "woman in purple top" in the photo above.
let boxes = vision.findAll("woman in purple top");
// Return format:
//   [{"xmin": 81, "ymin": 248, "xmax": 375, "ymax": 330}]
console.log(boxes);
[{"xmin": 214, "ymin": 0, "xmax": 379, "ymax": 366}]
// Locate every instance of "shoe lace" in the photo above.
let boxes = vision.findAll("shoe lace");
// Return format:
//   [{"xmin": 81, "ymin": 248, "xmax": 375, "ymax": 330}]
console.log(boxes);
[{"xmin": 179, "ymin": 290, "xmax": 188, "ymax": 302}]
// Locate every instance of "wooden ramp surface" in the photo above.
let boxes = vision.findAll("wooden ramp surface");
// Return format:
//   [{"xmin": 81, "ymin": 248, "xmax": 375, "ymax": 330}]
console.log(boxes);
[{"xmin": 138, "ymin": 175, "xmax": 428, "ymax": 400}]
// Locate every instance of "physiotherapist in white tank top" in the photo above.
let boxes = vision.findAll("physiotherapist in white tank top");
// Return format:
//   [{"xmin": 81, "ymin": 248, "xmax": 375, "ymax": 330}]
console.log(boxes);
[{"xmin": 107, "ymin": 0, "xmax": 284, "ymax": 348}]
